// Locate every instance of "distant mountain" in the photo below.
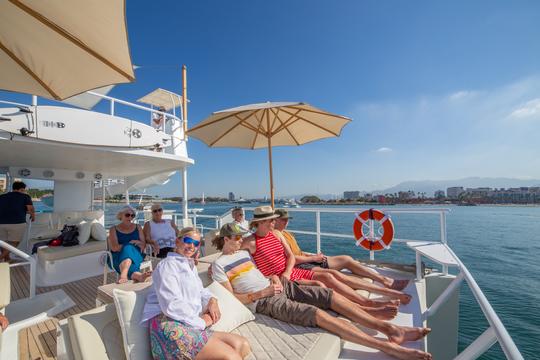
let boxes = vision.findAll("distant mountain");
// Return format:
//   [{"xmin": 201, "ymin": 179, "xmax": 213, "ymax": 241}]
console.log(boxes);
[{"xmin": 377, "ymin": 177, "xmax": 540, "ymax": 196}]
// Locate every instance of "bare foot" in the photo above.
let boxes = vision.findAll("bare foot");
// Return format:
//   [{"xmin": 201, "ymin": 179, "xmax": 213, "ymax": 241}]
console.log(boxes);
[
  {"xmin": 132, "ymin": 271, "xmax": 152, "ymax": 283},
  {"xmin": 389, "ymin": 279, "xmax": 410, "ymax": 291},
  {"xmin": 388, "ymin": 325, "xmax": 431, "ymax": 344},
  {"xmin": 367, "ymin": 298, "xmax": 400, "ymax": 308},
  {"xmin": 117, "ymin": 277, "xmax": 128, "ymax": 284},
  {"xmin": 386, "ymin": 344, "xmax": 432, "ymax": 360},
  {"xmin": 399, "ymin": 293, "xmax": 412, "ymax": 305},
  {"xmin": 364, "ymin": 305, "xmax": 398, "ymax": 320}
]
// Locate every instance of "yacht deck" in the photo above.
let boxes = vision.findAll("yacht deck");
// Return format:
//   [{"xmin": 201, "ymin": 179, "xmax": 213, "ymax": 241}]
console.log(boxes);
[
  {"xmin": 10, "ymin": 266, "xmax": 116, "ymax": 360},
  {"xmin": 10, "ymin": 263, "xmax": 427, "ymax": 360}
]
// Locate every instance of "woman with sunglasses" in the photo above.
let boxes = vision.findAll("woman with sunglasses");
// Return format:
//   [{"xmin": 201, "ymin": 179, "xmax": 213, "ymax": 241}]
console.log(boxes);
[
  {"xmin": 142, "ymin": 229, "xmax": 250, "ymax": 360},
  {"xmin": 108, "ymin": 206, "xmax": 150, "ymax": 284},
  {"xmin": 143, "ymin": 203, "xmax": 179, "ymax": 258}
]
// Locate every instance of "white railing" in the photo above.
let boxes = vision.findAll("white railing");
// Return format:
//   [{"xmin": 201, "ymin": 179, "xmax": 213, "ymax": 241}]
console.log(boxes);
[
  {"xmin": 0, "ymin": 240, "xmax": 36, "ymax": 298},
  {"xmin": 185, "ymin": 206, "xmax": 522, "ymax": 360}
]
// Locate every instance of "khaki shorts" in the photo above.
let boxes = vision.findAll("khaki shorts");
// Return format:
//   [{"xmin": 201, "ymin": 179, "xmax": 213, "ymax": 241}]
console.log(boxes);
[
  {"xmin": 0, "ymin": 223, "xmax": 26, "ymax": 246},
  {"xmin": 255, "ymin": 278, "xmax": 333, "ymax": 327}
]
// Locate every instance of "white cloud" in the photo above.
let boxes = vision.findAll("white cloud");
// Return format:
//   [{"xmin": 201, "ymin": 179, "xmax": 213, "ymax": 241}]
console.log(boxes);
[
  {"xmin": 376, "ymin": 147, "xmax": 393, "ymax": 153},
  {"xmin": 509, "ymin": 98, "xmax": 540, "ymax": 119},
  {"xmin": 448, "ymin": 90, "xmax": 475, "ymax": 101}
]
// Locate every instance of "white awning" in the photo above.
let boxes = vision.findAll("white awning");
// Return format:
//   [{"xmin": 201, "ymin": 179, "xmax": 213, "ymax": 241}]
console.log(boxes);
[{"xmin": 137, "ymin": 88, "xmax": 183, "ymax": 111}]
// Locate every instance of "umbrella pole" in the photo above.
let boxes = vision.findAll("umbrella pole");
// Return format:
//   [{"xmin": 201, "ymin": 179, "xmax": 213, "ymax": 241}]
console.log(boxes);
[{"xmin": 267, "ymin": 134, "xmax": 275, "ymax": 209}]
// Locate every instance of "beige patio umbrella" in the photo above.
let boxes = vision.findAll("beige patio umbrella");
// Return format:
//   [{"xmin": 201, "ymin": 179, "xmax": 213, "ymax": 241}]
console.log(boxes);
[
  {"xmin": 0, "ymin": 0, "xmax": 135, "ymax": 100},
  {"xmin": 188, "ymin": 102, "xmax": 351, "ymax": 208}
]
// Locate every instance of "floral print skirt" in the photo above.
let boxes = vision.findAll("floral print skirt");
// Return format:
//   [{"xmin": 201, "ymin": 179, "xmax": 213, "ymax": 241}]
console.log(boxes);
[{"xmin": 149, "ymin": 314, "xmax": 213, "ymax": 360}]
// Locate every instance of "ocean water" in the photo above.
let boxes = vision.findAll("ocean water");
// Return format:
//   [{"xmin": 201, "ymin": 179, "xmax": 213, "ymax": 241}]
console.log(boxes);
[{"xmin": 46, "ymin": 202, "xmax": 540, "ymax": 359}]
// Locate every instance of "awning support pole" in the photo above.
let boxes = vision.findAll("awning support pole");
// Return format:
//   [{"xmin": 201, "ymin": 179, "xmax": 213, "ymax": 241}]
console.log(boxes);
[{"xmin": 182, "ymin": 168, "xmax": 188, "ymax": 223}]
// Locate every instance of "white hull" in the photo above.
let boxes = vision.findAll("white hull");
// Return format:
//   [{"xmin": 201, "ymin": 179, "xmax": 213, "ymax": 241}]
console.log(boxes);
[{"xmin": 0, "ymin": 106, "xmax": 166, "ymax": 148}]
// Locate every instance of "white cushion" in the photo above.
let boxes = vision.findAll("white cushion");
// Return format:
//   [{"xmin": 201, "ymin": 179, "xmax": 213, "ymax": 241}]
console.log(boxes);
[
  {"xmin": 207, "ymin": 281, "xmax": 255, "ymax": 332},
  {"xmin": 77, "ymin": 220, "xmax": 92, "ymax": 245},
  {"xmin": 91, "ymin": 221, "xmax": 107, "ymax": 241},
  {"xmin": 112, "ymin": 288, "xmax": 151, "ymax": 360}
]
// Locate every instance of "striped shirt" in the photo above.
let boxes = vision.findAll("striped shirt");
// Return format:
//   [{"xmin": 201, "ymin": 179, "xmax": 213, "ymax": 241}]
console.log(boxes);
[{"xmin": 252, "ymin": 231, "xmax": 314, "ymax": 281}]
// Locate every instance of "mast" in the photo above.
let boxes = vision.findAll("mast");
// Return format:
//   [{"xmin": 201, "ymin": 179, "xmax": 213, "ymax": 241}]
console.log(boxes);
[{"xmin": 181, "ymin": 65, "xmax": 189, "ymax": 222}]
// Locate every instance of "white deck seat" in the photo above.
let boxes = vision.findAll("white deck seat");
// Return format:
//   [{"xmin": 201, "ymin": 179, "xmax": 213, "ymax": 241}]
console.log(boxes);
[
  {"xmin": 37, "ymin": 239, "xmax": 107, "ymax": 262},
  {"xmin": 59, "ymin": 304, "xmax": 341, "ymax": 360}
]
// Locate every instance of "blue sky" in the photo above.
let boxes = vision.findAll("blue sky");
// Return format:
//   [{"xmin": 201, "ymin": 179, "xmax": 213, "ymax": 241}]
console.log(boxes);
[{"xmin": 5, "ymin": 1, "xmax": 540, "ymax": 197}]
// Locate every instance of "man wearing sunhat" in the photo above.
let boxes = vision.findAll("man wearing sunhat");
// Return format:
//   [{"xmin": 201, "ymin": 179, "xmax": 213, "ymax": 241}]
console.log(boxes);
[{"xmin": 211, "ymin": 222, "xmax": 432, "ymax": 360}]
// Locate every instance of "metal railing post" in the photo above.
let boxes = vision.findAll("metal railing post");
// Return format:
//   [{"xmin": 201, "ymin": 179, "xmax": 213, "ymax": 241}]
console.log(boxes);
[
  {"xmin": 454, "ymin": 327, "xmax": 497, "ymax": 360},
  {"xmin": 110, "ymin": 99, "xmax": 115, "ymax": 115},
  {"xmin": 441, "ymin": 212, "xmax": 449, "ymax": 274},
  {"xmin": 416, "ymin": 252, "xmax": 422, "ymax": 281},
  {"xmin": 315, "ymin": 211, "xmax": 321, "ymax": 253},
  {"xmin": 423, "ymin": 272, "xmax": 464, "ymax": 320}
]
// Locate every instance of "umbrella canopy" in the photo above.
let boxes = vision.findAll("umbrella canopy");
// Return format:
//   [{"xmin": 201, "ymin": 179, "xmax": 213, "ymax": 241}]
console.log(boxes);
[
  {"xmin": 0, "ymin": 0, "xmax": 135, "ymax": 100},
  {"xmin": 188, "ymin": 102, "xmax": 351, "ymax": 207}
]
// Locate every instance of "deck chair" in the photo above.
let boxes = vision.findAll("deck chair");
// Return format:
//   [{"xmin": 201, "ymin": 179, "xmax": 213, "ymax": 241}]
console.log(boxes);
[{"xmin": 0, "ymin": 261, "xmax": 75, "ymax": 360}]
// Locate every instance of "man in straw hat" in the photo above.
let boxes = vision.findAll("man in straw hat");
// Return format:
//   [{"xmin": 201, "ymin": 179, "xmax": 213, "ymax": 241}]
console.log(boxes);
[
  {"xmin": 243, "ymin": 206, "xmax": 400, "ymax": 316},
  {"xmin": 211, "ymin": 222, "xmax": 432, "ymax": 360},
  {"xmin": 273, "ymin": 208, "xmax": 411, "ymax": 302}
]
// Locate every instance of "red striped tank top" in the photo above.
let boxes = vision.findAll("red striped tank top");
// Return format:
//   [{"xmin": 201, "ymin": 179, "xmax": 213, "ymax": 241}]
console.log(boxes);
[{"xmin": 252, "ymin": 231, "xmax": 313, "ymax": 281}]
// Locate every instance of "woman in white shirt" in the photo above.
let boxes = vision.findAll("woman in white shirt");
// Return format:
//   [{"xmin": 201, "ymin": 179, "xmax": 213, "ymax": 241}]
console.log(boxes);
[
  {"xmin": 142, "ymin": 230, "xmax": 250, "ymax": 360},
  {"xmin": 143, "ymin": 203, "xmax": 179, "ymax": 258}
]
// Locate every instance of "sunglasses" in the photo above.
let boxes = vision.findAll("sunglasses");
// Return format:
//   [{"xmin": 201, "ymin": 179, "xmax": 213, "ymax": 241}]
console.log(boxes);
[
  {"xmin": 182, "ymin": 236, "xmax": 200, "ymax": 247},
  {"xmin": 230, "ymin": 234, "xmax": 242, "ymax": 241},
  {"xmin": 124, "ymin": 213, "xmax": 136, "ymax": 218},
  {"xmin": 152, "ymin": 208, "xmax": 163, "ymax": 213}
]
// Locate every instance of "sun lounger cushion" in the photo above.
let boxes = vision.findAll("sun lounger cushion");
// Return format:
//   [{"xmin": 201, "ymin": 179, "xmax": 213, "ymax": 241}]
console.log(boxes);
[
  {"xmin": 198, "ymin": 252, "xmax": 221, "ymax": 264},
  {"xmin": 91, "ymin": 220, "xmax": 107, "ymax": 241},
  {"xmin": 207, "ymin": 281, "xmax": 255, "ymax": 332},
  {"xmin": 77, "ymin": 220, "xmax": 93, "ymax": 245},
  {"xmin": 67, "ymin": 304, "xmax": 125, "ymax": 360},
  {"xmin": 234, "ymin": 313, "xmax": 341, "ymax": 360},
  {"xmin": 0, "ymin": 263, "xmax": 10, "ymax": 309},
  {"xmin": 37, "ymin": 239, "xmax": 107, "ymax": 262},
  {"xmin": 112, "ymin": 288, "xmax": 152, "ymax": 360}
]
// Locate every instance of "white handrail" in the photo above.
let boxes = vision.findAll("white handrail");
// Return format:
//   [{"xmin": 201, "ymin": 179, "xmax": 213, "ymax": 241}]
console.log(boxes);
[
  {"xmin": 0, "ymin": 240, "xmax": 36, "ymax": 298},
  {"xmin": 188, "ymin": 206, "xmax": 522, "ymax": 360},
  {"xmin": 445, "ymin": 245, "xmax": 523, "ymax": 360}
]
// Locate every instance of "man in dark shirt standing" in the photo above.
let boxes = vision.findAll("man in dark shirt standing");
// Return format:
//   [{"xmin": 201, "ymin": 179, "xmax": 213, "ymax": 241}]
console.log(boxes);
[{"xmin": 0, "ymin": 181, "xmax": 35, "ymax": 262}]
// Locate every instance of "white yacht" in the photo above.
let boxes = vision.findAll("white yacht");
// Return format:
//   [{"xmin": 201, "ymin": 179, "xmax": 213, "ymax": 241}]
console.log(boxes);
[{"xmin": 0, "ymin": 4, "xmax": 523, "ymax": 360}]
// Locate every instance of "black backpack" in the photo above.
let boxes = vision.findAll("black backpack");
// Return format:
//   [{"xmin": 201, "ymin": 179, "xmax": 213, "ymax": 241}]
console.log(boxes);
[{"xmin": 59, "ymin": 225, "xmax": 80, "ymax": 247}]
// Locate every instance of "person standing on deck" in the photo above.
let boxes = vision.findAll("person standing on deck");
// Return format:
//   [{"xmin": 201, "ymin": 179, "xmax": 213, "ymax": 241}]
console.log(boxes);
[
  {"xmin": 242, "ymin": 206, "xmax": 400, "ymax": 315},
  {"xmin": 0, "ymin": 181, "xmax": 35, "ymax": 262},
  {"xmin": 273, "ymin": 208, "xmax": 411, "ymax": 303}
]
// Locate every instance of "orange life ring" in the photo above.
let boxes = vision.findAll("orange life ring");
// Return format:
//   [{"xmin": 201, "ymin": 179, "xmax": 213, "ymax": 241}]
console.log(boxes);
[{"xmin": 353, "ymin": 209, "xmax": 394, "ymax": 251}]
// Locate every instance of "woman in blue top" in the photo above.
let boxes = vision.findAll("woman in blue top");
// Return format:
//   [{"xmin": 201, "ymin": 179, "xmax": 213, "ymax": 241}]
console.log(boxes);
[{"xmin": 108, "ymin": 206, "xmax": 150, "ymax": 283}]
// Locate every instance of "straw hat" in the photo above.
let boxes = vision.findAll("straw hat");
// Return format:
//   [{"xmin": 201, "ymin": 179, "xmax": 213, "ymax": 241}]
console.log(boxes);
[{"xmin": 250, "ymin": 206, "xmax": 279, "ymax": 223}]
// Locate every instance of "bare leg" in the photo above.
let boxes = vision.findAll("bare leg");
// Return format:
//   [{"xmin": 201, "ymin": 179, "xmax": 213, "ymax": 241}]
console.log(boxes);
[
  {"xmin": 312, "ymin": 272, "xmax": 399, "ymax": 308},
  {"xmin": 327, "ymin": 255, "xmax": 409, "ymax": 290},
  {"xmin": 117, "ymin": 259, "xmax": 132, "ymax": 284},
  {"xmin": 196, "ymin": 332, "xmax": 244, "ymax": 360},
  {"xmin": 314, "ymin": 310, "xmax": 432, "ymax": 360},
  {"xmin": 211, "ymin": 332, "xmax": 251, "ymax": 358},
  {"xmin": 330, "ymin": 292, "xmax": 430, "ymax": 345},
  {"xmin": 312, "ymin": 268, "xmax": 412, "ymax": 304}
]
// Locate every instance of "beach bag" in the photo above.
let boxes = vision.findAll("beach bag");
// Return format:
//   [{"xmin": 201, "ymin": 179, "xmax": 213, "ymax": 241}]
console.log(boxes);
[{"xmin": 59, "ymin": 225, "xmax": 79, "ymax": 247}]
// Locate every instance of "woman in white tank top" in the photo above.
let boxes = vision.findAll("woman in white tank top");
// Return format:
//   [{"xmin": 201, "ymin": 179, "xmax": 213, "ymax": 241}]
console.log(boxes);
[{"xmin": 143, "ymin": 203, "xmax": 179, "ymax": 258}]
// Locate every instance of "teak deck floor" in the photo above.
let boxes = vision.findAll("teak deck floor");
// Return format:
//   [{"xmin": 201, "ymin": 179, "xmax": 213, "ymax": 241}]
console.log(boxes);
[{"xmin": 10, "ymin": 266, "xmax": 116, "ymax": 360}]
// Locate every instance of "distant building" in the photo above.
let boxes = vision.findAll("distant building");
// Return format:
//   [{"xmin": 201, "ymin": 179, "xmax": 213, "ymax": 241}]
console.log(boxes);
[
  {"xmin": 343, "ymin": 191, "xmax": 360, "ymax": 200},
  {"xmin": 434, "ymin": 190, "xmax": 445, "ymax": 199},
  {"xmin": 446, "ymin": 187, "xmax": 464, "ymax": 199},
  {"xmin": 376, "ymin": 195, "xmax": 386, "ymax": 203},
  {"xmin": 228, "ymin": 192, "xmax": 235, "ymax": 201}
]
